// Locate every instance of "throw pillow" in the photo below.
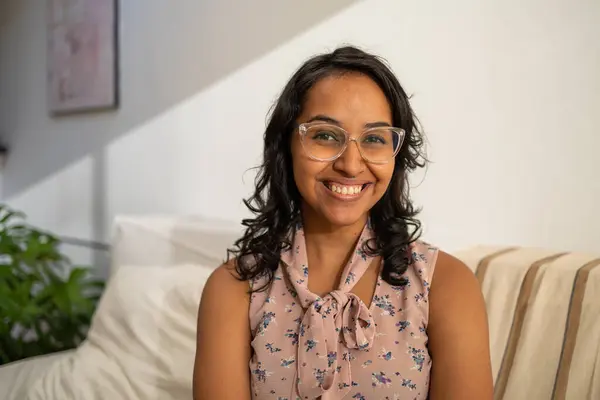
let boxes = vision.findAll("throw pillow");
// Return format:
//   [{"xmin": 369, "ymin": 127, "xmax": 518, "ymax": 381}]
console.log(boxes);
[{"xmin": 26, "ymin": 263, "xmax": 215, "ymax": 400}]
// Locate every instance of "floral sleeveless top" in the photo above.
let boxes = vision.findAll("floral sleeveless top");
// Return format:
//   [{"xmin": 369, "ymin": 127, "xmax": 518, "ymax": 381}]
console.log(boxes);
[{"xmin": 248, "ymin": 224, "xmax": 438, "ymax": 399}]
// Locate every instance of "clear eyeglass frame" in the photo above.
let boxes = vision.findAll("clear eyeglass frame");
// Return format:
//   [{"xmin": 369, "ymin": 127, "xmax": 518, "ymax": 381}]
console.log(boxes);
[{"xmin": 297, "ymin": 122, "xmax": 405, "ymax": 165}]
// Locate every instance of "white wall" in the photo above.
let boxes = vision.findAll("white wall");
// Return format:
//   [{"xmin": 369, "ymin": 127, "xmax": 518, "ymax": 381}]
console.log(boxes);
[{"xmin": 1, "ymin": 0, "xmax": 599, "ymax": 274}]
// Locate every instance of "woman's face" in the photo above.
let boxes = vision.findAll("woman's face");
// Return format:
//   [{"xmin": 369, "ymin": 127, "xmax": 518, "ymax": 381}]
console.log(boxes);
[{"xmin": 291, "ymin": 73, "xmax": 396, "ymax": 229}]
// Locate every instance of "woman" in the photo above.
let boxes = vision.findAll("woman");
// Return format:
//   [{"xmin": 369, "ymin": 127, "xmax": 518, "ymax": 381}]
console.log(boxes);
[{"xmin": 194, "ymin": 46, "xmax": 493, "ymax": 399}]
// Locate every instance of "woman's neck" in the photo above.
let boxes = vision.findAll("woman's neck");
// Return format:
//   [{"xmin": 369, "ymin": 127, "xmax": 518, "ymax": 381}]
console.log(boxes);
[{"xmin": 300, "ymin": 209, "xmax": 368, "ymax": 274}]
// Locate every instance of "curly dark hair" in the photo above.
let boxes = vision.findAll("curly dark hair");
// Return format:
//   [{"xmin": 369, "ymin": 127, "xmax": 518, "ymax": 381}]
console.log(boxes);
[{"xmin": 227, "ymin": 45, "xmax": 427, "ymax": 290}]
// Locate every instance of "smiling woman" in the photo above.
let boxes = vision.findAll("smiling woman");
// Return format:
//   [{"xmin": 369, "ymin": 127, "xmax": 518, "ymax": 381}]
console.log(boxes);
[{"xmin": 193, "ymin": 46, "xmax": 493, "ymax": 400}]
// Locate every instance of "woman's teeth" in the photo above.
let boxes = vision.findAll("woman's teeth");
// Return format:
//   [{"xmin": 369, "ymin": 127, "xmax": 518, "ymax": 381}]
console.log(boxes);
[{"xmin": 328, "ymin": 183, "xmax": 364, "ymax": 195}]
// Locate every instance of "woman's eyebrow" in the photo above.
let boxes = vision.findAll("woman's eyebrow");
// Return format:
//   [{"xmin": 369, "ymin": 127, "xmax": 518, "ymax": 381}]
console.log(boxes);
[
  {"xmin": 306, "ymin": 115, "xmax": 392, "ymax": 129},
  {"xmin": 306, "ymin": 114, "xmax": 340, "ymax": 125},
  {"xmin": 364, "ymin": 121, "xmax": 392, "ymax": 128}
]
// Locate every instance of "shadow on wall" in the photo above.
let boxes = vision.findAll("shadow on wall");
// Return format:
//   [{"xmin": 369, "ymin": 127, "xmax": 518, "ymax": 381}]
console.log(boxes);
[
  {"xmin": 0, "ymin": 0, "xmax": 358, "ymax": 199},
  {"xmin": 0, "ymin": 2, "xmax": 10, "ymax": 31}
]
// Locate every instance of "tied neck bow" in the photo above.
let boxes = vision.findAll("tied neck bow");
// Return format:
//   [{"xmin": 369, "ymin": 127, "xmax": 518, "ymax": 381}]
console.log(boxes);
[
  {"xmin": 281, "ymin": 224, "xmax": 377, "ymax": 399},
  {"xmin": 297, "ymin": 291, "xmax": 375, "ymax": 399}
]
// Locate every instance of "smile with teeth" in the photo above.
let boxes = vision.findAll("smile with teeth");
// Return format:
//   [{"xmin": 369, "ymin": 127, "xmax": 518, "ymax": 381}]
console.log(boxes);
[{"xmin": 324, "ymin": 181, "xmax": 368, "ymax": 196}]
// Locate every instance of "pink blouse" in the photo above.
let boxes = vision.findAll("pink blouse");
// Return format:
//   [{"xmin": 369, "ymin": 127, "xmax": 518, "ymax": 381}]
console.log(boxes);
[{"xmin": 248, "ymin": 224, "xmax": 438, "ymax": 399}]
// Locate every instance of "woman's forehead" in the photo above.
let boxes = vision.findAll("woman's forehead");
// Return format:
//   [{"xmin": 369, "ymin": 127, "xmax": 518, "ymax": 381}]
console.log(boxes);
[{"xmin": 301, "ymin": 74, "xmax": 392, "ymax": 127}]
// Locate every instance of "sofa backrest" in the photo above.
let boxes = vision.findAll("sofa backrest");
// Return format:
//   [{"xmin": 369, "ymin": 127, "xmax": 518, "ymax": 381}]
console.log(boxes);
[{"xmin": 109, "ymin": 215, "xmax": 243, "ymax": 277}]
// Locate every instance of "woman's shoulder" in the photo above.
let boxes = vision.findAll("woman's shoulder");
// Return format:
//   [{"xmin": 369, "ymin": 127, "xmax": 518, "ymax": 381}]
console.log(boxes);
[
  {"xmin": 425, "ymin": 248, "xmax": 484, "ymax": 323},
  {"xmin": 429, "ymin": 249, "xmax": 477, "ymax": 291},
  {"xmin": 201, "ymin": 259, "xmax": 251, "ymax": 310},
  {"xmin": 208, "ymin": 258, "xmax": 244, "ymax": 283},
  {"xmin": 405, "ymin": 240, "xmax": 476, "ymax": 291},
  {"xmin": 399, "ymin": 241, "xmax": 481, "ymax": 303}
]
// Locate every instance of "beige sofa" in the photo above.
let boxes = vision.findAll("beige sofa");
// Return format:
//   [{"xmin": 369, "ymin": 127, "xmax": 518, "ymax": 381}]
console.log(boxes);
[
  {"xmin": 0, "ymin": 217, "xmax": 597, "ymax": 399},
  {"xmin": 0, "ymin": 215, "xmax": 242, "ymax": 400},
  {"xmin": 455, "ymin": 246, "xmax": 600, "ymax": 400}
]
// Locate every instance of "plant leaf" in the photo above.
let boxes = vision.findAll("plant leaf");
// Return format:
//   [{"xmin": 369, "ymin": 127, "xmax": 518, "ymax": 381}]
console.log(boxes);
[{"xmin": 0, "ymin": 203, "xmax": 106, "ymax": 364}]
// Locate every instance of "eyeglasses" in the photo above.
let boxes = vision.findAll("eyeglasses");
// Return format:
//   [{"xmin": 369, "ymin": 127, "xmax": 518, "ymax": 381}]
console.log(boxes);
[{"xmin": 298, "ymin": 122, "xmax": 405, "ymax": 164}]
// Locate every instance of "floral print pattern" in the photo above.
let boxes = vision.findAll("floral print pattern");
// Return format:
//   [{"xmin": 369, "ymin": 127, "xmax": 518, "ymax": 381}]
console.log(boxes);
[{"xmin": 248, "ymin": 224, "xmax": 438, "ymax": 399}]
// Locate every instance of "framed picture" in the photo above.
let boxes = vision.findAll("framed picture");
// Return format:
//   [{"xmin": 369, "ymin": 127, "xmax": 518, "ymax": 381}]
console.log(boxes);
[{"xmin": 47, "ymin": 0, "xmax": 118, "ymax": 115}]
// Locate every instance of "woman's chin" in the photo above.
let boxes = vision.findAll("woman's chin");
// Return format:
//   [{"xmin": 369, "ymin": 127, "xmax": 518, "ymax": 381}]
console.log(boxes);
[{"xmin": 301, "ymin": 197, "xmax": 370, "ymax": 229}]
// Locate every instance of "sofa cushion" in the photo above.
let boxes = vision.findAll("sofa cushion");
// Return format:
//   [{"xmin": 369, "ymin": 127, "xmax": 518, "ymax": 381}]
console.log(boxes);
[
  {"xmin": 26, "ymin": 263, "xmax": 214, "ymax": 400},
  {"xmin": 0, "ymin": 350, "xmax": 73, "ymax": 400}
]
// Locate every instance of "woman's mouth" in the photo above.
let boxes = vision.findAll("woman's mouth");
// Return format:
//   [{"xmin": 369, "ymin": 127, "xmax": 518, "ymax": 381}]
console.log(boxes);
[{"xmin": 321, "ymin": 181, "xmax": 371, "ymax": 200}]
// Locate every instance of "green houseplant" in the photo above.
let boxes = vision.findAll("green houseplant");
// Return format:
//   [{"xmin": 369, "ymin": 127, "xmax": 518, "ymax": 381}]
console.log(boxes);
[{"xmin": 0, "ymin": 204, "xmax": 105, "ymax": 365}]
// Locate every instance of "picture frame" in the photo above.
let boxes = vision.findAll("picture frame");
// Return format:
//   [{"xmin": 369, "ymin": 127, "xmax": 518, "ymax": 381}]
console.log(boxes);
[{"xmin": 47, "ymin": 0, "xmax": 119, "ymax": 115}]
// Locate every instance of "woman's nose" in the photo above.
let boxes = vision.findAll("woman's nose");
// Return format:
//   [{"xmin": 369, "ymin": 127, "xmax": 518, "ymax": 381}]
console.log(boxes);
[{"xmin": 332, "ymin": 139, "xmax": 365, "ymax": 177}]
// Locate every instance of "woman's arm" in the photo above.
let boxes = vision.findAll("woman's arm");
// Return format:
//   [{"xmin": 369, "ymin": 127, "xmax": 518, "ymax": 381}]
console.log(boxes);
[
  {"xmin": 193, "ymin": 262, "xmax": 252, "ymax": 400},
  {"xmin": 427, "ymin": 251, "xmax": 494, "ymax": 400}
]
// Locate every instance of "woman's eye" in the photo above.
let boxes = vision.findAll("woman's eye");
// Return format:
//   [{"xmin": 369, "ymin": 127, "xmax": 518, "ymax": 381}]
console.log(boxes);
[
  {"xmin": 313, "ymin": 132, "xmax": 338, "ymax": 141},
  {"xmin": 363, "ymin": 134, "xmax": 386, "ymax": 144}
]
